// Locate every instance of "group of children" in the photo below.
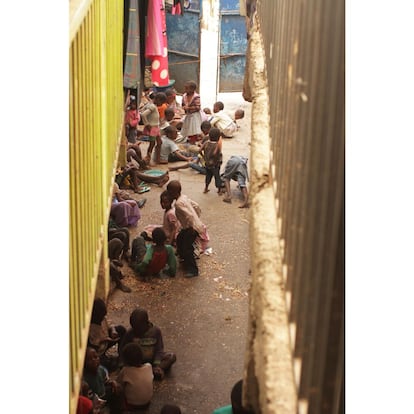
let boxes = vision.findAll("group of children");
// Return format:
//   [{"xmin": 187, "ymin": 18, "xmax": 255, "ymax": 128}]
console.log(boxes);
[
  {"xmin": 79, "ymin": 299, "xmax": 179, "ymax": 413},
  {"xmin": 77, "ymin": 82, "xmax": 251, "ymax": 412},
  {"xmin": 124, "ymin": 80, "xmax": 245, "ymax": 167},
  {"xmin": 80, "ymin": 296, "xmax": 253, "ymax": 414}
]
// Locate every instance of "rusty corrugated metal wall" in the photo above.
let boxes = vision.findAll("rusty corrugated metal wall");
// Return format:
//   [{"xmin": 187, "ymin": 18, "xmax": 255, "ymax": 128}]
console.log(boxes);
[{"xmin": 245, "ymin": 0, "xmax": 344, "ymax": 413}]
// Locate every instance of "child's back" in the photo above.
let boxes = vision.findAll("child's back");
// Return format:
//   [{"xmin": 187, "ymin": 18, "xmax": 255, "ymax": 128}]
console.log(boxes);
[
  {"xmin": 117, "ymin": 343, "xmax": 154, "ymax": 407},
  {"xmin": 132, "ymin": 227, "xmax": 177, "ymax": 278}
]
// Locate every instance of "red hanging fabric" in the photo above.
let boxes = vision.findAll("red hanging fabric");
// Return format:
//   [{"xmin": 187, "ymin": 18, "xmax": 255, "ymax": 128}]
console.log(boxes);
[{"xmin": 145, "ymin": 0, "xmax": 170, "ymax": 87}]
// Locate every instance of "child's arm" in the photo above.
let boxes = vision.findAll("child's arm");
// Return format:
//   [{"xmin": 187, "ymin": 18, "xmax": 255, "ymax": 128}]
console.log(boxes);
[
  {"xmin": 213, "ymin": 137, "xmax": 223, "ymax": 155},
  {"xmin": 184, "ymin": 95, "xmax": 201, "ymax": 113},
  {"xmin": 199, "ymin": 141, "xmax": 207, "ymax": 151},
  {"xmin": 190, "ymin": 198, "xmax": 202, "ymax": 217}
]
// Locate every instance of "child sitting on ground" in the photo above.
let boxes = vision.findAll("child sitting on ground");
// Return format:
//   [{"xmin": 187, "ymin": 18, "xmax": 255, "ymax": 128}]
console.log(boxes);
[
  {"xmin": 117, "ymin": 342, "xmax": 154, "ymax": 411},
  {"xmin": 88, "ymin": 298, "xmax": 127, "ymax": 370},
  {"xmin": 82, "ymin": 347, "xmax": 123, "ymax": 414},
  {"xmin": 130, "ymin": 227, "xmax": 177, "ymax": 279},
  {"xmin": 209, "ymin": 101, "xmax": 238, "ymax": 138},
  {"xmin": 120, "ymin": 307, "xmax": 177, "ymax": 380}
]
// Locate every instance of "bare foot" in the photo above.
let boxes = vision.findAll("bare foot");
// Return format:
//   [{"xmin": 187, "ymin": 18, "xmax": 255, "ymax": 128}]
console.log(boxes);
[
  {"xmin": 238, "ymin": 203, "xmax": 249, "ymax": 208},
  {"xmin": 203, "ymin": 188, "xmax": 210, "ymax": 193},
  {"xmin": 157, "ymin": 173, "xmax": 170, "ymax": 187},
  {"xmin": 223, "ymin": 197, "xmax": 232, "ymax": 203}
]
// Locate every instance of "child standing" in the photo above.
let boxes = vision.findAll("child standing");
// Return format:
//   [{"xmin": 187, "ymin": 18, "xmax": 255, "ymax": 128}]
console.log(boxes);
[
  {"xmin": 140, "ymin": 92, "xmax": 161, "ymax": 163},
  {"xmin": 181, "ymin": 80, "xmax": 202, "ymax": 144},
  {"xmin": 200, "ymin": 127, "xmax": 224, "ymax": 194},
  {"xmin": 120, "ymin": 308, "xmax": 177, "ymax": 380},
  {"xmin": 166, "ymin": 180, "xmax": 210, "ymax": 277},
  {"xmin": 131, "ymin": 227, "xmax": 177, "ymax": 279},
  {"xmin": 117, "ymin": 343, "xmax": 154, "ymax": 411},
  {"xmin": 125, "ymin": 99, "xmax": 140, "ymax": 143},
  {"xmin": 155, "ymin": 92, "xmax": 169, "ymax": 130}
]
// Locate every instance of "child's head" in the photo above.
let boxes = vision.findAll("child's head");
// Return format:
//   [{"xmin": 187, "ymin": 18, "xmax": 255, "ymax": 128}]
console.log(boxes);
[
  {"xmin": 166, "ymin": 180, "xmax": 182, "ymax": 200},
  {"xmin": 213, "ymin": 101, "xmax": 224, "ymax": 113},
  {"xmin": 235, "ymin": 109, "xmax": 245, "ymax": 120},
  {"xmin": 164, "ymin": 125, "xmax": 178, "ymax": 140},
  {"xmin": 130, "ymin": 307, "xmax": 150, "ymax": 336},
  {"xmin": 184, "ymin": 80, "xmax": 197, "ymax": 94},
  {"xmin": 160, "ymin": 405, "xmax": 182, "ymax": 414},
  {"xmin": 201, "ymin": 120, "xmax": 211, "ymax": 135},
  {"xmin": 203, "ymin": 107, "xmax": 212, "ymax": 115},
  {"xmin": 129, "ymin": 100, "xmax": 137, "ymax": 110},
  {"xmin": 160, "ymin": 190, "xmax": 173, "ymax": 210},
  {"xmin": 121, "ymin": 342, "xmax": 143, "ymax": 367},
  {"xmin": 231, "ymin": 380, "xmax": 254, "ymax": 414},
  {"xmin": 91, "ymin": 298, "xmax": 107, "ymax": 324},
  {"xmin": 209, "ymin": 127, "xmax": 221, "ymax": 142},
  {"xmin": 84, "ymin": 347, "xmax": 100, "ymax": 374},
  {"xmin": 165, "ymin": 107, "xmax": 175, "ymax": 122},
  {"xmin": 152, "ymin": 227, "xmax": 167, "ymax": 246},
  {"xmin": 165, "ymin": 88, "xmax": 177, "ymax": 104},
  {"xmin": 154, "ymin": 92, "xmax": 167, "ymax": 106}
]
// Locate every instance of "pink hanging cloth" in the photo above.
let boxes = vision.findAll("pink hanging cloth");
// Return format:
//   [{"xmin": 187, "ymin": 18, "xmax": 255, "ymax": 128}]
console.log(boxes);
[{"xmin": 145, "ymin": 0, "xmax": 170, "ymax": 87}]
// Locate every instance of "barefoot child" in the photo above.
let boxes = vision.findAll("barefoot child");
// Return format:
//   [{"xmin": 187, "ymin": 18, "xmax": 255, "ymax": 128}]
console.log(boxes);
[
  {"xmin": 181, "ymin": 80, "xmax": 202, "ymax": 144},
  {"xmin": 221, "ymin": 155, "xmax": 250, "ymax": 208},
  {"xmin": 166, "ymin": 180, "xmax": 210, "ymax": 277},
  {"xmin": 140, "ymin": 92, "xmax": 161, "ymax": 163},
  {"xmin": 200, "ymin": 127, "xmax": 223, "ymax": 194}
]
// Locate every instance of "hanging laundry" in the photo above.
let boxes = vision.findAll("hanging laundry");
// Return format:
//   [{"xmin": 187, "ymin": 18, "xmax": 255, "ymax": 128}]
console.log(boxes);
[
  {"xmin": 123, "ymin": 0, "xmax": 141, "ymax": 89},
  {"xmin": 145, "ymin": 0, "xmax": 171, "ymax": 87}
]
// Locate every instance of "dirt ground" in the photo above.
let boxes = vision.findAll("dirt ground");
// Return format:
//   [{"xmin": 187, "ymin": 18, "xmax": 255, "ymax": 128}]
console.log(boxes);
[{"xmin": 107, "ymin": 93, "xmax": 252, "ymax": 414}]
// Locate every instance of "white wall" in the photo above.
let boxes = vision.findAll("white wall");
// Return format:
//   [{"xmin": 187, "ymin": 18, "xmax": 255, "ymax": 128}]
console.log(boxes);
[{"xmin": 199, "ymin": 0, "xmax": 220, "ymax": 110}]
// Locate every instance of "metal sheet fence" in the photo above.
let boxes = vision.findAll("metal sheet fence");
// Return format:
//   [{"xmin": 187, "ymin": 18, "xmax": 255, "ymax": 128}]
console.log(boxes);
[
  {"xmin": 69, "ymin": 1, "xmax": 124, "ymax": 413},
  {"xmin": 252, "ymin": 0, "xmax": 344, "ymax": 413}
]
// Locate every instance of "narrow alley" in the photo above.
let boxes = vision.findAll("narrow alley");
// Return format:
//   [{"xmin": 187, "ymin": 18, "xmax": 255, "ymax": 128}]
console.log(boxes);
[{"xmin": 107, "ymin": 93, "xmax": 252, "ymax": 413}]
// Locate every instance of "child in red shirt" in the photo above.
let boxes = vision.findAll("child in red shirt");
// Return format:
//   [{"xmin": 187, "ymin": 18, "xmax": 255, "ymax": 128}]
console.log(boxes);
[{"xmin": 125, "ymin": 99, "xmax": 140, "ymax": 143}]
